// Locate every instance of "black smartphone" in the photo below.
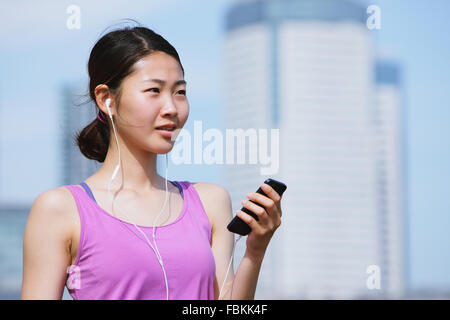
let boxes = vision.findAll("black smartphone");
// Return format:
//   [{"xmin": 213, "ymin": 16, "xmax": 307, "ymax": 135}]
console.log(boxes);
[{"xmin": 227, "ymin": 178, "xmax": 287, "ymax": 236}]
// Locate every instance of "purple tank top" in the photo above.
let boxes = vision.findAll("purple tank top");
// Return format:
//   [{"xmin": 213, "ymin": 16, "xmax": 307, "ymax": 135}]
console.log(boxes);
[{"xmin": 63, "ymin": 180, "xmax": 216, "ymax": 300}]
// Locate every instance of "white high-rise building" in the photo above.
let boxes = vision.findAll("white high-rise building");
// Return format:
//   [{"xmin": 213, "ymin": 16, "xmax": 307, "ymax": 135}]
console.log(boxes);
[
  {"xmin": 222, "ymin": 0, "xmax": 405, "ymax": 299},
  {"xmin": 374, "ymin": 61, "xmax": 407, "ymax": 298}
]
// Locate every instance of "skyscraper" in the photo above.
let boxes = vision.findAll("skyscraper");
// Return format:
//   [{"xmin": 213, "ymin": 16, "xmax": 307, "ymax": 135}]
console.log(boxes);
[
  {"xmin": 59, "ymin": 81, "xmax": 99, "ymax": 186},
  {"xmin": 222, "ymin": 0, "xmax": 405, "ymax": 299},
  {"xmin": 375, "ymin": 61, "xmax": 407, "ymax": 298}
]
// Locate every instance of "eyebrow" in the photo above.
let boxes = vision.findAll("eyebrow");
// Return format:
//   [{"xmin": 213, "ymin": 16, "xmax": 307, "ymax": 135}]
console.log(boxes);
[{"xmin": 143, "ymin": 79, "xmax": 187, "ymax": 87}]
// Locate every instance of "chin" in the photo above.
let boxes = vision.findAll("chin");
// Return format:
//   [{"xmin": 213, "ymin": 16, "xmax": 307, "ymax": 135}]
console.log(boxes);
[{"xmin": 152, "ymin": 143, "xmax": 175, "ymax": 155}]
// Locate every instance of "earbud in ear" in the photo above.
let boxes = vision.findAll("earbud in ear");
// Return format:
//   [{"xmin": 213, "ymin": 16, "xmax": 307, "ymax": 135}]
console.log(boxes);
[{"xmin": 105, "ymin": 98, "xmax": 112, "ymax": 118}]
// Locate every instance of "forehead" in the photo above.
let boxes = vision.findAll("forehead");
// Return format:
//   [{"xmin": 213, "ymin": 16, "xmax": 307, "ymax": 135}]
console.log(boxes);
[{"xmin": 129, "ymin": 51, "xmax": 183, "ymax": 82}]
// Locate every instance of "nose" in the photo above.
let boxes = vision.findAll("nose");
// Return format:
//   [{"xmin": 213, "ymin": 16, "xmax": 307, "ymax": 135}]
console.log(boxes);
[{"xmin": 160, "ymin": 97, "xmax": 178, "ymax": 117}]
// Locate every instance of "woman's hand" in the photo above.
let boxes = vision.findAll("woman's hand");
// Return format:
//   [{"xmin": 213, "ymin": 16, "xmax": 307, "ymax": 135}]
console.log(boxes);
[{"xmin": 236, "ymin": 182, "xmax": 283, "ymax": 259}]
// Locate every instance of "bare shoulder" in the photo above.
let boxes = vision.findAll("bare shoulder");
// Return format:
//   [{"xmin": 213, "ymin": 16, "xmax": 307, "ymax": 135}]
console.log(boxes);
[
  {"xmin": 191, "ymin": 182, "xmax": 233, "ymax": 233},
  {"xmin": 27, "ymin": 186, "xmax": 79, "ymax": 236},
  {"xmin": 33, "ymin": 186, "xmax": 78, "ymax": 214},
  {"xmin": 191, "ymin": 182, "xmax": 231, "ymax": 202},
  {"xmin": 22, "ymin": 186, "xmax": 79, "ymax": 299}
]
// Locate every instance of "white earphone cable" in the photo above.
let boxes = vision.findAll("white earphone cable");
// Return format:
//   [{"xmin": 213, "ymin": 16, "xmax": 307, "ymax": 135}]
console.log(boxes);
[
  {"xmin": 218, "ymin": 235, "xmax": 242, "ymax": 300},
  {"xmin": 104, "ymin": 98, "xmax": 240, "ymax": 301},
  {"xmin": 106, "ymin": 98, "xmax": 170, "ymax": 300}
]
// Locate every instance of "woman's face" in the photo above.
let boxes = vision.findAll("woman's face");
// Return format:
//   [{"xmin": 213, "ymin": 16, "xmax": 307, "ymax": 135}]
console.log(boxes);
[{"xmin": 113, "ymin": 51, "xmax": 189, "ymax": 154}]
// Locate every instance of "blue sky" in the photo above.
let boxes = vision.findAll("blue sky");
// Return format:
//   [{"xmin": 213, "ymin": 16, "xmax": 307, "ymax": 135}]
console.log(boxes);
[
  {"xmin": 0, "ymin": 0, "xmax": 449, "ymax": 291},
  {"xmin": 369, "ymin": 0, "xmax": 450, "ymax": 290}
]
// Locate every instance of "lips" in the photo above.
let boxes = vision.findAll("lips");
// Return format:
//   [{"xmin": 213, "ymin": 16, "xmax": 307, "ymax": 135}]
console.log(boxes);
[
  {"xmin": 156, "ymin": 127, "xmax": 175, "ymax": 131},
  {"xmin": 155, "ymin": 123, "xmax": 177, "ymax": 131}
]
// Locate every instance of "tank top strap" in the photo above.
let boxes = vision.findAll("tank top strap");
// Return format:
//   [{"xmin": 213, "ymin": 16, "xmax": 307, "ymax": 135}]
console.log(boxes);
[
  {"xmin": 78, "ymin": 181, "xmax": 183, "ymax": 204},
  {"xmin": 177, "ymin": 181, "xmax": 212, "ymax": 243},
  {"xmin": 79, "ymin": 182, "xmax": 97, "ymax": 203},
  {"xmin": 64, "ymin": 184, "xmax": 94, "ymax": 219},
  {"xmin": 169, "ymin": 180, "xmax": 184, "ymax": 199}
]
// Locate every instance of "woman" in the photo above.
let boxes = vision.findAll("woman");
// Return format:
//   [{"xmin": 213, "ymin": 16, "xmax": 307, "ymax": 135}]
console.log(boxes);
[{"xmin": 21, "ymin": 24, "xmax": 283, "ymax": 300}]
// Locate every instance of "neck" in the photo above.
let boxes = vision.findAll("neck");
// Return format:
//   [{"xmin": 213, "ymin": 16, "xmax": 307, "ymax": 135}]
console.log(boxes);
[{"xmin": 96, "ymin": 134, "xmax": 167, "ymax": 192}]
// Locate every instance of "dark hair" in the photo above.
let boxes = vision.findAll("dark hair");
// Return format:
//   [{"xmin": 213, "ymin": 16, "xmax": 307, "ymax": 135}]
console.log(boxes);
[{"xmin": 75, "ymin": 20, "xmax": 184, "ymax": 162}]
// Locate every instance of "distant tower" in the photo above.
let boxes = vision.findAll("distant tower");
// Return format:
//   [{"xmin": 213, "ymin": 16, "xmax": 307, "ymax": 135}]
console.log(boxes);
[
  {"xmin": 375, "ymin": 61, "xmax": 407, "ymax": 298},
  {"xmin": 59, "ymin": 81, "xmax": 99, "ymax": 186}
]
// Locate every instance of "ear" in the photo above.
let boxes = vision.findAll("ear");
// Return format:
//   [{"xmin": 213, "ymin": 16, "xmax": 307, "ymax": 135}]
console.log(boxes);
[
  {"xmin": 94, "ymin": 84, "xmax": 113, "ymax": 117},
  {"xmin": 105, "ymin": 98, "xmax": 112, "ymax": 118}
]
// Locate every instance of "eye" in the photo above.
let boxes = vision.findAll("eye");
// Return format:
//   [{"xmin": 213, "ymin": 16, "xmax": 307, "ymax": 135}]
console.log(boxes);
[
  {"xmin": 177, "ymin": 90, "xmax": 186, "ymax": 96},
  {"xmin": 146, "ymin": 88, "xmax": 160, "ymax": 93}
]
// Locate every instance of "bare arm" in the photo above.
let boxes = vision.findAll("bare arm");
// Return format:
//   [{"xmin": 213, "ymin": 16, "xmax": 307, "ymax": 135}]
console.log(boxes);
[
  {"xmin": 211, "ymin": 185, "xmax": 265, "ymax": 300},
  {"xmin": 21, "ymin": 188, "xmax": 74, "ymax": 299},
  {"xmin": 194, "ymin": 183, "xmax": 270, "ymax": 300}
]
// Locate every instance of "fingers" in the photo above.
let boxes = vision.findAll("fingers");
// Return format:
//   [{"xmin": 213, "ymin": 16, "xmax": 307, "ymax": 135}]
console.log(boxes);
[
  {"xmin": 240, "ymin": 198, "xmax": 277, "ymax": 232},
  {"xmin": 237, "ymin": 182, "xmax": 284, "ymax": 235},
  {"xmin": 236, "ymin": 210, "xmax": 264, "ymax": 235},
  {"xmin": 260, "ymin": 183, "xmax": 282, "ymax": 211},
  {"xmin": 236, "ymin": 208, "xmax": 280, "ymax": 235},
  {"xmin": 241, "ymin": 199, "xmax": 268, "ymax": 222},
  {"xmin": 246, "ymin": 183, "xmax": 282, "ymax": 216},
  {"xmin": 261, "ymin": 183, "xmax": 281, "ymax": 201},
  {"xmin": 245, "ymin": 194, "xmax": 275, "ymax": 215}
]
